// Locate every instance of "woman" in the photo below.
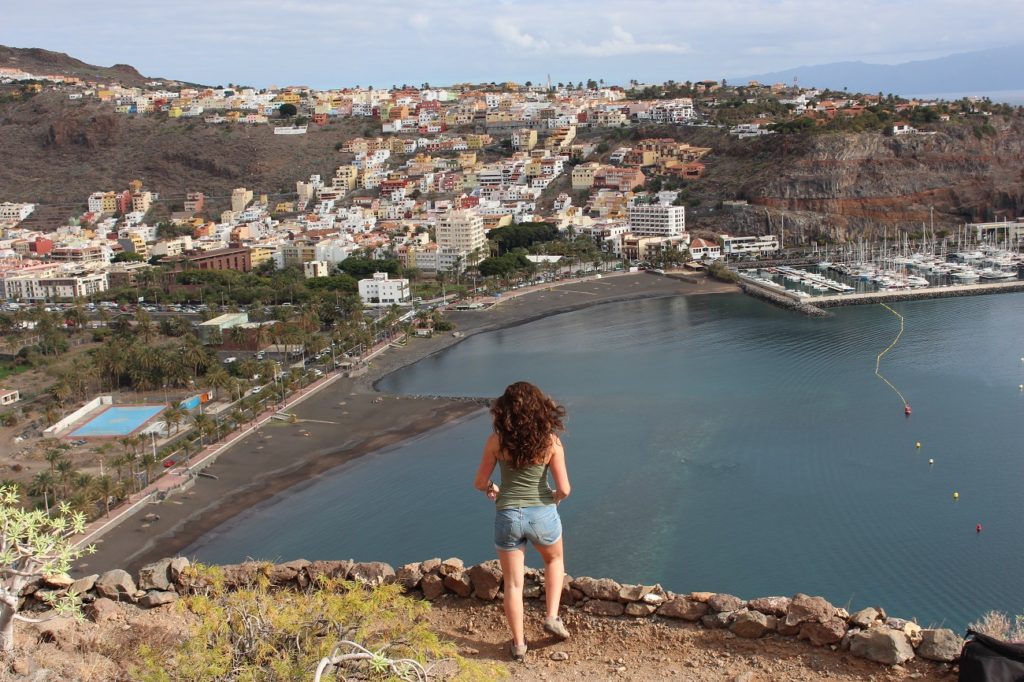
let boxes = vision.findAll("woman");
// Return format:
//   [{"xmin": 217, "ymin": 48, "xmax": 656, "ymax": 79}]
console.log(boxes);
[{"xmin": 474, "ymin": 381, "xmax": 572, "ymax": 661}]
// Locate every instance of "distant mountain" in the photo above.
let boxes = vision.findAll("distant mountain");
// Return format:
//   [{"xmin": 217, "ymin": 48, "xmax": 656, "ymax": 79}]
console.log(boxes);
[
  {"xmin": 0, "ymin": 45, "xmax": 150, "ymax": 86},
  {"xmin": 736, "ymin": 44, "xmax": 1024, "ymax": 99}
]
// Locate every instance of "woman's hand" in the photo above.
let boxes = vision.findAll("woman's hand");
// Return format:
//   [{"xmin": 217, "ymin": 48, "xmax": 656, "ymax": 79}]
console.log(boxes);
[{"xmin": 485, "ymin": 481, "xmax": 499, "ymax": 501}]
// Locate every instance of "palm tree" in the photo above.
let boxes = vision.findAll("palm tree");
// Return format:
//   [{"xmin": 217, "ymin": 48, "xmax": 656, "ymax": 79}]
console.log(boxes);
[
  {"xmin": 94, "ymin": 475, "xmax": 119, "ymax": 517},
  {"xmin": 56, "ymin": 458, "xmax": 75, "ymax": 499},
  {"xmin": 139, "ymin": 453, "xmax": 157, "ymax": 486},
  {"xmin": 44, "ymin": 447, "xmax": 66, "ymax": 476},
  {"xmin": 29, "ymin": 471, "xmax": 57, "ymax": 514},
  {"xmin": 204, "ymin": 365, "xmax": 232, "ymax": 400},
  {"xmin": 192, "ymin": 413, "xmax": 214, "ymax": 446},
  {"xmin": 162, "ymin": 405, "xmax": 186, "ymax": 435}
]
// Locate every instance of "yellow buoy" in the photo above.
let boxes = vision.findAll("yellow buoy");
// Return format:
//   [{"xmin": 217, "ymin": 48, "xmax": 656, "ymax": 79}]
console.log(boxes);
[
  {"xmin": 915, "ymin": 442, "xmax": 921, "ymax": 448},
  {"xmin": 953, "ymin": 492, "xmax": 960, "ymax": 500}
]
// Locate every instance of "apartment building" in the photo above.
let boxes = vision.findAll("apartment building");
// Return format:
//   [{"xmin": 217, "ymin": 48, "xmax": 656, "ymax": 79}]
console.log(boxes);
[
  {"xmin": 571, "ymin": 162, "xmax": 602, "ymax": 190},
  {"xmin": 231, "ymin": 187, "xmax": 254, "ymax": 213},
  {"xmin": 627, "ymin": 201, "xmax": 686, "ymax": 238},
  {"xmin": 168, "ymin": 246, "xmax": 252, "ymax": 272},
  {"xmin": 4, "ymin": 271, "xmax": 108, "ymax": 301},
  {"xmin": 0, "ymin": 203, "xmax": 35, "ymax": 224},
  {"xmin": 720, "ymin": 234, "xmax": 780, "ymax": 256},
  {"xmin": 303, "ymin": 260, "xmax": 330, "ymax": 278},
  {"xmin": 436, "ymin": 209, "xmax": 485, "ymax": 268},
  {"xmin": 184, "ymin": 191, "xmax": 205, "ymax": 214},
  {"xmin": 279, "ymin": 242, "xmax": 318, "ymax": 268}
]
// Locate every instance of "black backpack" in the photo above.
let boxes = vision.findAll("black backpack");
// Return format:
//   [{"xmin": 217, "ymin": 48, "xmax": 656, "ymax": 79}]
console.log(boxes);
[{"xmin": 960, "ymin": 629, "xmax": 1024, "ymax": 681}]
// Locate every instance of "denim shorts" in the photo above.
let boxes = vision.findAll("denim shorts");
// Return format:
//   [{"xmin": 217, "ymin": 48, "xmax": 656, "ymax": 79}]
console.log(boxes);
[{"xmin": 494, "ymin": 504, "xmax": 562, "ymax": 551}]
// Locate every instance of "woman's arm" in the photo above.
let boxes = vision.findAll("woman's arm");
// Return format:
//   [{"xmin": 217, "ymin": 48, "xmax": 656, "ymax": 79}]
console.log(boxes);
[
  {"xmin": 474, "ymin": 433, "xmax": 500, "ymax": 498},
  {"xmin": 548, "ymin": 435, "xmax": 571, "ymax": 503}
]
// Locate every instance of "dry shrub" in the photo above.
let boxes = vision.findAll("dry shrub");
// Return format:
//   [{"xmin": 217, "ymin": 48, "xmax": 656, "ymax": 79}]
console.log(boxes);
[{"xmin": 969, "ymin": 611, "xmax": 1024, "ymax": 642}]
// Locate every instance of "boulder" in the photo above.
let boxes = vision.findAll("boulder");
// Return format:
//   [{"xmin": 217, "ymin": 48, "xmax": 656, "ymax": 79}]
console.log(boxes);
[
  {"xmin": 68, "ymin": 574, "xmax": 98, "ymax": 597},
  {"xmin": 702, "ymin": 611, "xmax": 734, "ymax": 629},
  {"xmin": 785, "ymin": 593, "xmax": 834, "ymax": 627},
  {"xmin": 94, "ymin": 570, "xmax": 137, "ymax": 602},
  {"xmin": 468, "ymin": 561, "xmax": 502, "ymax": 600},
  {"xmin": 625, "ymin": 602, "xmax": 657, "ymax": 617},
  {"xmin": 348, "ymin": 562, "xmax": 395, "ymax": 586},
  {"xmin": 916, "ymin": 629, "xmax": 963, "ymax": 662},
  {"xmin": 618, "ymin": 584, "xmax": 656, "ymax": 603},
  {"xmin": 137, "ymin": 559, "xmax": 173, "ymax": 591},
  {"xmin": 168, "ymin": 557, "xmax": 190, "ymax": 582},
  {"xmin": 709, "ymin": 593, "xmax": 745, "ymax": 613},
  {"xmin": 642, "ymin": 592, "xmax": 665, "ymax": 606},
  {"xmin": 396, "ymin": 563, "xmax": 424, "ymax": 590},
  {"xmin": 42, "ymin": 574, "xmax": 74, "ymax": 589},
  {"xmin": 560, "ymin": 574, "xmax": 576, "ymax": 606},
  {"xmin": 85, "ymin": 598, "xmax": 118, "ymax": 624},
  {"xmin": 139, "ymin": 590, "xmax": 178, "ymax": 608},
  {"xmin": 268, "ymin": 559, "xmax": 310, "ymax": 587},
  {"xmin": 799, "ymin": 617, "xmax": 847, "ymax": 646},
  {"xmin": 35, "ymin": 617, "xmax": 78, "ymax": 649},
  {"xmin": 437, "ymin": 558, "xmax": 464, "ymax": 577},
  {"xmin": 849, "ymin": 629, "xmax": 915, "ymax": 665},
  {"xmin": 900, "ymin": 621, "xmax": 923, "ymax": 647},
  {"xmin": 305, "ymin": 560, "xmax": 352, "ymax": 585},
  {"xmin": 658, "ymin": 598, "xmax": 708, "ymax": 621},
  {"xmin": 730, "ymin": 610, "xmax": 770, "ymax": 638},
  {"xmin": 850, "ymin": 607, "xmax": 883, "ymax": 629},
  {"xmin": 442, "ymin": 572, "xmax": 473, "ymax": 597},
  {"xmin": 748, "ymin": 596, "xmax": 791, "ymax": 617},
  {"xmin": 222, "ymin": 562, "xmax": 264, "ymax": 589},
  {"xmin": 420, "ymin": 558, "xmax": 442, "ymax": 574},
  {"xmin": 573, "ymin": 577, "xmax": 621, "ymax": 602},
  {"xmin": 421, "ymin": 573, "xmax": 445, "ymax": 600},
  {"xmin": 689, "ymin": 591, "xmax": 714, "ymax": 603},
  {"xmin": 582, "ymin": 599, "xmax": 625, "ymax": 617}
]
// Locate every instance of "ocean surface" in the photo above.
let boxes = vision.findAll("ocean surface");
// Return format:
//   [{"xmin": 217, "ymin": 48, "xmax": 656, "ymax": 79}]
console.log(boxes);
[{"xmin": 187, "ymin": 291, "xmax": 1024, "ymax": 631}]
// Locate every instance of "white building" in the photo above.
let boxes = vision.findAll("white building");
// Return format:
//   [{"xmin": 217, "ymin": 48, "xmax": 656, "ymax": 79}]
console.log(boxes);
[
  {"xmin": 628, "ymin": 202, "xmax": 686, "ymax": 238},
  {"xmin": 4, "ymin": 271, "xmax": 108, "ymax": 301},
  {"xmin": 303, "ymin": 260, "xmax": 329, "ymax": 279},
  {"xmin": 688, "ymin": 238, "xmax": 722, "ymax": 261},
  {"xmin": 358, "ymin": 272, "xmax": 410, "ymax": 305},
  {"xmin": 436, "ymin": 209, "xmax": 486, "ymax": 268},
  {"xmin": 720, "ymin": 234, "xmax": 780, "ymax": 256},
  {"xmin": 0, "ymin": 203, "xmax": 35, "ymax": 224}
]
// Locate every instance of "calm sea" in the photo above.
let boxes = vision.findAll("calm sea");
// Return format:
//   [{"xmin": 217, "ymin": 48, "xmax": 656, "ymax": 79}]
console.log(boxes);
[{"xmin": 187, "ymin": 292, "xmax": 1024, "ymax": 631}]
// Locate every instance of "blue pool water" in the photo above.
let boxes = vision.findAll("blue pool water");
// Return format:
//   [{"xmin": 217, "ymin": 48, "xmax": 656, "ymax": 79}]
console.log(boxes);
[{"xmin": 70, "ymin": 405, "xmax": 164, "ymax": 437}]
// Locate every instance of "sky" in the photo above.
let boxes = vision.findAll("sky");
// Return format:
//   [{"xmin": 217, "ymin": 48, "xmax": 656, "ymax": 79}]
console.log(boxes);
[{"xmin": 4, "ymin": 0, "xmax": 1024, "ymax": 89}]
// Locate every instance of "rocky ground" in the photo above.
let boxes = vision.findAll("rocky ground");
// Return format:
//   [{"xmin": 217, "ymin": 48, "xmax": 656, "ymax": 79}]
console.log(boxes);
[{"xmin": 426, "ymin": 596, "xmax": 959, "ymax": 681}]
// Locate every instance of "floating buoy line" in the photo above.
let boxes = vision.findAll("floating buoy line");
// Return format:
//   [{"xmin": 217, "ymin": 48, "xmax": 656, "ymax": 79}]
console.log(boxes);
[{"xmin": 875, "ymin": 303, "xmax": 911, "ymax": 415}]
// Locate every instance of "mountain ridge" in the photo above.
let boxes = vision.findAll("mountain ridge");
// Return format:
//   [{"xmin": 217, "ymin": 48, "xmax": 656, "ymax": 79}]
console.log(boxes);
[
  {"xmin": 735, "ymin": 44, "xmax": 1024, "ymax": 100},
  {"xmin": 0, "ymin": 45, "xmax": 152, "ymax": 86}
]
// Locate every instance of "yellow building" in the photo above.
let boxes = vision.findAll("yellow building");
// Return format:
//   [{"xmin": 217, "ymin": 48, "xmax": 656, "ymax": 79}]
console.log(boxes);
[
  {"xmin": 248, "ymin": 246, "xmax": 274, "ymax": 268},
  {"xmin": 168, "ymin": 106, "xmax": 182, "ymax": 118},
  {"xmin": 465, "ymin": 134, "xmax": 492, "ymax": 150},
  {"xmin": 457, "ymin": 152, "xmax": 477, "ymax": 168},
  {"xmin": 332, "ymin": 166, "xmax": 358, "ymax": 191},
  {"xmin": 571, "ymin": 162, "xmax": 602, "ymax": 190}
]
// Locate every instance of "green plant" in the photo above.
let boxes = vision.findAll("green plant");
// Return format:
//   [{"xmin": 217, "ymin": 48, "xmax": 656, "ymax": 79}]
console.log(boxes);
[
  {"xmin": 0, "ymin": 485, "xmax": 94, "ymax": 651},
  {"xmin": 134, "ymin": 564, "xmax": 501, "ymax": 681}
]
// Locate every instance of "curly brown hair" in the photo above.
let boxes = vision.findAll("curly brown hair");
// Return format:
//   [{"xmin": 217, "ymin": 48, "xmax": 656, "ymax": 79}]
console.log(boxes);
[{"xmin": 490, "ymin": 381, "xmax": 566, "ymax": 469}]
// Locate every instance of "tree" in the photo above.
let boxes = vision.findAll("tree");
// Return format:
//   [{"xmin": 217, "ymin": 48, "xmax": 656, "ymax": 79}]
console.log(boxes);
[
  {"xmin": 0, "ymin": 486, "xmax": 93, "ymax": 652},
  {"xmin": 278, "ymin": 103, "xmax": 298, "ymax": 118}
]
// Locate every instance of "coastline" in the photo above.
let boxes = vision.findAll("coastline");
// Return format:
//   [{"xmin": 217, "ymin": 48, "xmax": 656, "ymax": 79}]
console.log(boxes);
[{"xmin": 79, "ymin": 273, "xmax": 738, "ymax": 575}]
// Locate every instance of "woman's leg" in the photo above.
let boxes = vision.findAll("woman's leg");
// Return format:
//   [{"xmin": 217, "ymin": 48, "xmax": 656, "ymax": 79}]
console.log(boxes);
[
  {"xmin": 533, "ymin": 538, "xmax": 564, "ymax": 619},
  {"xmin": 497, "ymin": 547, "xmax": 526, "ymax": 646}
]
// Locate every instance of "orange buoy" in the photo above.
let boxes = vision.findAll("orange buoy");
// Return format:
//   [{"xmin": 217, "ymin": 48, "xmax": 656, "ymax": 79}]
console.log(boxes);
[{"xmin": 904, "ymin": 404, "xmax": 912, "ymax": 416}]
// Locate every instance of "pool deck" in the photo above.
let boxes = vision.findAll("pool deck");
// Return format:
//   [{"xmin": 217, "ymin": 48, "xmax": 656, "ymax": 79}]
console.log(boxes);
[{"xmin": 67, "ymin": 404, "xmax": 166, "ymax": 439}]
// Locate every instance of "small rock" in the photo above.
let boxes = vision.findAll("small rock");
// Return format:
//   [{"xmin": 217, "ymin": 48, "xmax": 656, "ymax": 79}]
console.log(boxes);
[
  {"xmin": 702, "ymin": 611, "xmax": 734, "ymax": 629},
  {"xmin": 137, "ymin": 558, "xmax": 173, "ymax": 591},
  {"xmin": 268, "ymin": 559, "xmax": 310, "ymax": 586},
  {"xmin": 625, "ymin": 602, "xmax": 657, "ymax": 617},
  {"xmin": 438, "ymin": 558, "xmax": 464, "ymax": 577},
  {"xmin": 709, "ymin": 593, "xmax": 745, "ymax": 613},
  {"xmin": 139, "ymin": 590, "xmax": 178, "ymax": 608},
  {"xmin": 550, "ymin": 651, "xmax": 569, "ymax": 661},
  {"xmin": 689, "ymin": 591, "xmax": 714, "ymax": 602},
  {"xmin": 916, "ymin": 629, "xmax": 963, "ymax": 662},
  {"xmin": 785, "ymin": 593, "xmax": 834, "ymax": 627},
  {"xmin": 468, "ymin": 561, "xmax": 502, "ymax": 600},
  {"xmin": 304, "ymin": 560, "xmax": 352, "ymax": 585},
  {"xmin": 657, "ymin": 598, "xmax": 708, "ymax": 621},
  {"xmin": 748, "ymin": 596, "xmax": 791, "ymax": 617},
  {"xmin": 641, "ymin": 592, "xmax": 665, "ymax": 606},
  {"xmin": 442, "ymin": 572, "xmax": 473, "ymax": 597},
  {"xmin": 421, "ymin": 573, "xmax": 445, "ymax": 600},
  {"xmin": 85, "ymin": 598, "xmax": 118, "ymax": 623},
  {"xmin": 420, "ymin": 558, "xmax": 442, "ymax": 574},
  {"xmin": 348, "ymin": 562, "xmax": 395, "ymax": 586},
  {"xmin": 730, "ymin": 610, "xmax": 770, "ymax": 639},
  {"xmin": 68, "ymin": 574, "xmax": 98, "ymax": 596},
  {"xmin": 396, "ymin": 563, "xmax": 424, "ymax": 590},
  {"xmin": 168, "ymin": 557, "xmax": 190, "ymax": 582},
  {"xmin": 850, "ymin": 607, "xmax": 882, "ymax": 629},
  {"xmin": 849, "ymin": 628, "xmax": 915, "ymax": 665},
  {"xmin": 732, "ymin": 673, "xmax": 759, "ymax": 682},
  {"xmin": 42, "ymin": 574, "xmax": 74, "ymax": 589},
  {"xmin": 573, "ymin": 576, "xmax": 622, "ymax": 601},
  {"xmin": 94, "ymin": 570, "xmax": 137, "ymax": 602},
  {"xmin": 799, "ymin": 617, "xmax": 847, "ymax": 646},
  {"xmin": 618, "ymin": 584, "xmax": 655, "ymax": 602}
]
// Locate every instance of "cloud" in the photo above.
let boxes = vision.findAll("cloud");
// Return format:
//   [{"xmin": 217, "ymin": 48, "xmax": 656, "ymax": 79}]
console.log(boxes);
[{"xmin": 492, "ymin": 22, "xmax": 688, "ymax": 57}]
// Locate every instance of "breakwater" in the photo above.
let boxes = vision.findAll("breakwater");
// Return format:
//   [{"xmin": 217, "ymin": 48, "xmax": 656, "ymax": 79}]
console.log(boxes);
[
  {"xmin": 813, "ymin": 280, "xmax": 1024, "ymax": 307},
  {"xmin": 32, "ymin": 557, "xmax": 965, "ymax": 669},
  {"xmin": 739, "ymin": 281, "xmax": 829, "ymax": 317}
]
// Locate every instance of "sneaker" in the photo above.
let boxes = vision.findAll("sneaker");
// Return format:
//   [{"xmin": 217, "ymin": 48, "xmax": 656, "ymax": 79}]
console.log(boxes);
[
  {"xmin": 543, "ymin": 616, "xmax": 570, "ymax": 640},
  {"xmin": 510, "ymin": 641, "xmax": 528, "ymax": 662}
]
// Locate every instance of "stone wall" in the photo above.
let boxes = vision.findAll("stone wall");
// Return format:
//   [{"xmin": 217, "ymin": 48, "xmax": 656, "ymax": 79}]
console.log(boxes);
[{"xmin": 34, "ymin": 557, "xmax": 963, "ymax": 668}]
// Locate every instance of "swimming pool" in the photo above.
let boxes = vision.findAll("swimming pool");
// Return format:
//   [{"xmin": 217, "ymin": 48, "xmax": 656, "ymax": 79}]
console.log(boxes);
[{"xmin": 68, "ymin": 405, "xmax": 164, "ymax": 438}]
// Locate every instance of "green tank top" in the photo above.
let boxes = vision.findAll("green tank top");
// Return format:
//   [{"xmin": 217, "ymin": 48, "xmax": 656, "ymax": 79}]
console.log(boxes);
[{"xmin": 497, "ymin": 460, "xmax": 555, "ymax": 509}]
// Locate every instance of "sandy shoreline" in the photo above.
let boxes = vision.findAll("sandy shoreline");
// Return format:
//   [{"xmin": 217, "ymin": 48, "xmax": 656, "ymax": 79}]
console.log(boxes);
[{"xmin": 79, "ymin": 273, "xmax": 738, "ymax": 575}]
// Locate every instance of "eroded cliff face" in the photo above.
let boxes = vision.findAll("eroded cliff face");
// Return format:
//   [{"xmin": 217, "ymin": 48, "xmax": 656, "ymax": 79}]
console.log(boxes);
[{"xmin": 728, "ymin": 119, "xmax": 1024, "ymax": 242}]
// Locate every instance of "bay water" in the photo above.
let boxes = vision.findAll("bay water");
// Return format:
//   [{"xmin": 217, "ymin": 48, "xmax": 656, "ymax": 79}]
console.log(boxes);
[{"xmin": 187, "ymin": 292, "xmax": 1024, "ymax": 630}]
